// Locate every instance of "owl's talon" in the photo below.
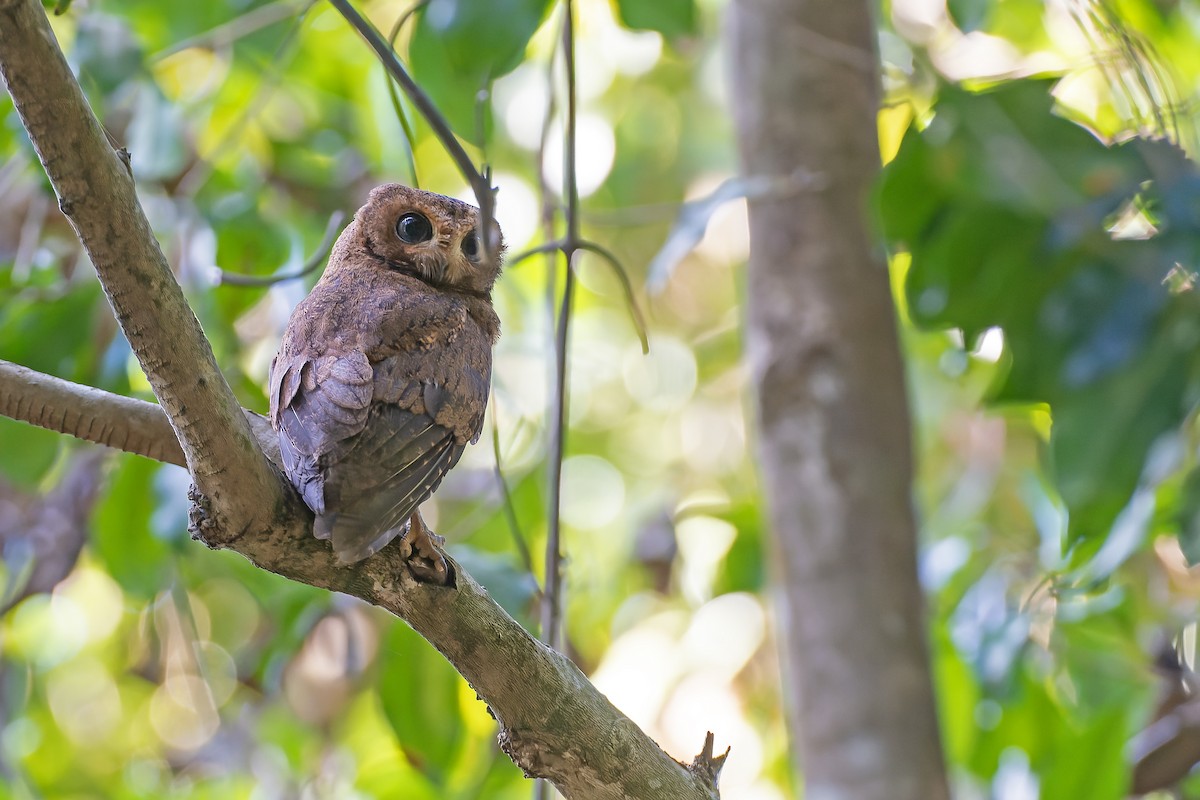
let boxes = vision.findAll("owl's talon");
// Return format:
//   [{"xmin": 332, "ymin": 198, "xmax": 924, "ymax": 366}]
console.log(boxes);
[{"xmin": 404, "ymin": 512, "xmax": 450, "ymax": 585}]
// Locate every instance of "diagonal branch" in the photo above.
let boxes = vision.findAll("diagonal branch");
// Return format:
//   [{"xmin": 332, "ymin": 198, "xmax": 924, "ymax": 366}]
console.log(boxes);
[
  {"xmin": 328, "ymin": 0, "xmax": 499, "ymax": 265},
  {"xmin": 0, "ymin": 0, "xmax": 281, "ymax": 531}
]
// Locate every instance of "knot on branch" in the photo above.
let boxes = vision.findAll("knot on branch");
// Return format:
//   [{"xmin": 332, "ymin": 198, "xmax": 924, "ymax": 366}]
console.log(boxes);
[
  {"xmin": 499, "ymin": 726, "xmax": 590, "ymax": 784},
  {"xmin": 499, "ymin": 726, "xmax": 552, "ymax": 779},
  {"xmin": 187, "ymin": 484, "xmax": 220, "ymax": 548},
  {"xmin": 687, "ymin": 731, "xmax": 729, "ymax": 791}
]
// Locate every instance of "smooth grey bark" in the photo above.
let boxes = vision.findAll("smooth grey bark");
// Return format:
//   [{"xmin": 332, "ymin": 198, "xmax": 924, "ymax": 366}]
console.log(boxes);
[
  {"xmin": 0, "ymin": 0, "xmax": 726, "ymax": 796},
  {"xmin": 728, "ymin": 1, "xmax": 950, "ymax": 799}
]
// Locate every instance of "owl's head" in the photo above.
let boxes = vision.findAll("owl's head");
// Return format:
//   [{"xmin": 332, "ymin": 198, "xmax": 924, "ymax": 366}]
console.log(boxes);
[{"xmin": 350, "ymin": 183, "xmax": 504, "ymax": 297}]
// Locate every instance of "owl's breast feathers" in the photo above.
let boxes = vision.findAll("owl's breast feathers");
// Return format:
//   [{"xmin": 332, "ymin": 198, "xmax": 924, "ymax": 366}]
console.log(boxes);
[{"xmin": 269, "ymin": 268, "xmax": 496, "ymax": 563}]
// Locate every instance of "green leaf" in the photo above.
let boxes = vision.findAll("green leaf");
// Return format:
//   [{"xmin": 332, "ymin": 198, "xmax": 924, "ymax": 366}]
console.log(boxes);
[
  {"xmin": 0, "ymin": 280, "xmax": 103, "ymax": 382},
  {"xmin": 947, "ymin": 0, "xmax": 990, "ymax": 31},
  {"xmin": 0, "ymin": 418, "xmax": 61, "ymax": 488},
  {"xmin": 615, "ymin": 0, "xmax": 698, "ymax": 38},
  {"xmin": 91, "ymin": 455, "xmax": 174, "ymax": 598},
  {"xmin": 377, "ymin": 621, "xmax": 465, "ymax": 782},
  {"xmin": 1038, "ymin": 708, "xmax": 1131, "ymax": 800},
  {"xmin": 878, "ymin": 79, "xmax": 1200, "ymax": 555},
  {"xmin": 409, "ymin": 0, "xmax": 554, "ymax": 141}
]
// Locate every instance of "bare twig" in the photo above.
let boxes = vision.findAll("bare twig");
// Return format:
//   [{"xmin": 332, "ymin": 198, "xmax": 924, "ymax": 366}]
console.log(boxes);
[
  {"xmin": 493, "ymin": 415, "xmax": 535, "ymax": 578},
  {"xmin": 576, "ymin": 240, "xmax": 649, "ymax": 353},
  {"xmin": 531, "ymin": 9, "xmax": 572, "ymax": 795},
  {"xmin": 383, "ymin": 0, "xmax": 430, "ymax": 187},
  {"xmin": 542, "ymin": 260, "xmax": 574, "ymax": 652},
  {"xmin": 540, "ymin": 0, "xmax": 580, "ymax": 665},
  {"xmin": 509, "ymin": 240, "xmax": 568, "ymax": 269},
  {"xmin": 688, "ymin": 732, "xmax": 731, "ymax": 789},
  {"xmin": 327, "ymin": 0, "xmax": 498, "ymax": 266},
  {"xmin": 213, "ymin": 210, "xmax": 345, "ymax": 287}
]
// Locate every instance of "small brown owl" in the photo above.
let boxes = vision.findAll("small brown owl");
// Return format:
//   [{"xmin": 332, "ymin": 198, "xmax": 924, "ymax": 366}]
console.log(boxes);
[{"xmin": 269, "ymin": 184, "xmax": 502, "ymax": 581}]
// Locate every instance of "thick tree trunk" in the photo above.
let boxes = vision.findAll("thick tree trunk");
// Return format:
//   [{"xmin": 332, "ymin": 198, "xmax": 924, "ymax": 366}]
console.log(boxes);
[{"xmin": 728, "ymin": 2, "xmax": 950, "ymax": 798}]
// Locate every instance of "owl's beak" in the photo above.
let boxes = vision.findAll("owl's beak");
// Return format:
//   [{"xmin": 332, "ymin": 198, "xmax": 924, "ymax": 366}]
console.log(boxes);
[
  {"xmin": 419, "ymin": 252, "xmax": 449, "ymax": 284},
  {"xmin": 431, "ymin": 262, "xmax": 448, "ymax": 283}
]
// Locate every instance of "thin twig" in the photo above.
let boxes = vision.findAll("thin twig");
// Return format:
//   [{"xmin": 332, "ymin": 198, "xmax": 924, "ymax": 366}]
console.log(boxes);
[
  {"xmin": 542, "ymin": 258, "xmax": 573, "ymax": 654},
  {"xmin": 576, "ymin": 240, "xmax": 649, "ymax": 353},
  {"xmin": 509, "ymin": 240, "xmax": 566, "ymax": 269},
  {"xmin": 538, "ymin": 9, "xmax": 575, "ymax": 786},
  {"xmin": 327, "ymin": 0, "xmax": 498, "ymax": 267},
  {"xmin": 492, "ymin": 414, "xmax": 535, "ymax": 578},
  {"xmin": 213, "ymin": 210, "xmax": 344, "ymax": 287},
  {"xmin": 540, "ymin": 0, "xmax": 578, "ymax": 672},
  {"xmin": 383, "ymin": 0, "xmax": 430, "ymax": 187},
  {"xmin": 561, "ymin": 3, "xmax": 580, "ymax": 247},
  {"xmin": 534, "ymin": 45, "xmax": 563, "ymax": 800}
]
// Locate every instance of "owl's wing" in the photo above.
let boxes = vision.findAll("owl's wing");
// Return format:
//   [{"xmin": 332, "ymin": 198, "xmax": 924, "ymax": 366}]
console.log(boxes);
[
  {"xmin": 315, "ymin": 402, "xmax": 467, "ymax": 563},
  {"xmin": 269, "ymin": 350, "xmax": 375, "ymax": 516},
  {"xmin": 270, "ymin": 348, "xmax": 476, "ymax": 564}
]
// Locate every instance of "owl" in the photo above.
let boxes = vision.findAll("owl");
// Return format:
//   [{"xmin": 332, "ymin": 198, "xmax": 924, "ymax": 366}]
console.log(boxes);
[{"xmin": 268, "ymin": 184, "xmax": 502, "ymax": 581}]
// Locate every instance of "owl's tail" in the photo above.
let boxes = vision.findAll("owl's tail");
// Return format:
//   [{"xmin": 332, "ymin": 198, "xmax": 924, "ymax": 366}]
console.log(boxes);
[{"xmin": 314, "ymin": 512, "xmax": 404, "ymax": 565}]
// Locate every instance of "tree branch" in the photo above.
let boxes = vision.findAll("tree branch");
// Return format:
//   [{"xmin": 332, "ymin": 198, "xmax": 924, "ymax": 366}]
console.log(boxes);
[
  {"xmin": 0, "ymin": 359, "xmax": 280, "ymax": 469},
  {"xmin": 0, "ymin": 0, "xmax": 280, "ymax": 531},
  {"xmin": 0, "ymin": 359, "xmax": 185, "ymax": 466},
  {"xmin": 0, "ymin": 1, "xmax": 722, "ymax": 796}
]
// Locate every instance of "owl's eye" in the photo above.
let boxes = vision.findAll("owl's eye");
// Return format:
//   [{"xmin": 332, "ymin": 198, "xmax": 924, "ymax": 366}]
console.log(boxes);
[
  {"xmin": 396, "ymin": 212, "xmax": 433, "ymax": 244},
  {"xmin": 461, "ymin": 229, "xmax": 480, "ymax": 262}
]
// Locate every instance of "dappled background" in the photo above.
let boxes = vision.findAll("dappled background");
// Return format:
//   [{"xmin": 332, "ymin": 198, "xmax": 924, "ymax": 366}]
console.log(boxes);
[{"xmin": 3, "ymin": 0, "xmax": 1200, "ymax": 797}]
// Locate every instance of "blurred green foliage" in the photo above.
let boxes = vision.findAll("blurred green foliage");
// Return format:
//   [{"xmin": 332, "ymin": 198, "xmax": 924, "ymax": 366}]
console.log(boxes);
[
  {"xmin": 4, "ymin": 0, "xmax": 1200, "ymax": 797},
  {"xmin": 879, "ymin": 0, "xmax": 1200, "ymax": 796},
  {"xmin": 880, "ymin": 81, "xmax": 1200, "ymax": 557}
]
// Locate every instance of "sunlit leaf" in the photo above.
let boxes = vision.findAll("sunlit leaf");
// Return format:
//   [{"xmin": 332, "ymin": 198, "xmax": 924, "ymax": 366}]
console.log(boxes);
[{"xmin": 0, "ymin": 419, "xmax": 60, "ymax": 488}]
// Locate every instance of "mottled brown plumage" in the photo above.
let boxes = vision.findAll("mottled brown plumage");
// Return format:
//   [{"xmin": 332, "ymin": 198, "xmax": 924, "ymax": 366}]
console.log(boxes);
[{"xmin": 269, "ymin": 184, "xmax": 502, "ymax": 576}]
